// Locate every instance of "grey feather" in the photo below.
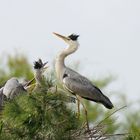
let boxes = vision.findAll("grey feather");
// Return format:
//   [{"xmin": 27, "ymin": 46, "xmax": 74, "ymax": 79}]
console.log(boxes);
[{"xmin": 3, "ymin": 77, "xmax": 26, "ymax": 99}]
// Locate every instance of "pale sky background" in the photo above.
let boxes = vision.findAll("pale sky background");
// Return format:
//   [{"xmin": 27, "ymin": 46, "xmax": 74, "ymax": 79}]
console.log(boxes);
[{"xmin": 0, "ymin": 0, "xmax": 140, "ymax": 103}]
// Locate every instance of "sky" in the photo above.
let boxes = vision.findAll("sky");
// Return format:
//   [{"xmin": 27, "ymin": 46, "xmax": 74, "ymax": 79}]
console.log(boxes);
[{"xmin": 0, "ymin": 0, "xmax": 140, "ymax": 103}]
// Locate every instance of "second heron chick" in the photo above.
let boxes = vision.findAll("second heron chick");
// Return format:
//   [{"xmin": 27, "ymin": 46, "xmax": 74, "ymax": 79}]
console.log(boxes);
[{"xmin": 33, "ymin": 59, "xmax": 48, "ymax": 91}]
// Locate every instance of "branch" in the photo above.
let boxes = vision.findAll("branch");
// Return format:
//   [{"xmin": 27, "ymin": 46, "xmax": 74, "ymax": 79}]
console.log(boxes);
[{"xmin": 97, "ymin": 105, "xmax": 127, "ymax": 127}]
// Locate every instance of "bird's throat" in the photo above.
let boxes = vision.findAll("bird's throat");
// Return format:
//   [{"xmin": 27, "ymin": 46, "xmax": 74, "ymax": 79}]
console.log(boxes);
[{"xmin": 55, "ymin": 45, "xmax": 78, "ymax": 82}]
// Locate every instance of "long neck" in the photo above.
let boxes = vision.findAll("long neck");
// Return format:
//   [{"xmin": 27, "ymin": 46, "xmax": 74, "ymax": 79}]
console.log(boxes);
[
  {"xmin": 55, "ymin": 44, "xmax": 78, "ymax": 81},
  {"xmin": 34, "ymin": 70, "xmax": 43, "ymax": 86}
]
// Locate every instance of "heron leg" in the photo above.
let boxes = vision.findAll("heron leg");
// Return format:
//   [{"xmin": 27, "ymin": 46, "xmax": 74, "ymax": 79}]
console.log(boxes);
[
  {"xmin": 76, "ymin": 95, "xmax": 90, "ymax": 131},
  {"xmin": 76, "ymin": 97, "xmax": 80, "ymax": 118}
]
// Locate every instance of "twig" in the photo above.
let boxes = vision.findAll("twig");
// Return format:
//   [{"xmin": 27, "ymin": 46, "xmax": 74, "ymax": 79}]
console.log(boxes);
[
  {"xmin": 97, "ymin": 105, "xmax": 127, "ymax": 126},
  {"xmin": 105, "ymin": 133, "xmax": 130, "ymax": 137}
]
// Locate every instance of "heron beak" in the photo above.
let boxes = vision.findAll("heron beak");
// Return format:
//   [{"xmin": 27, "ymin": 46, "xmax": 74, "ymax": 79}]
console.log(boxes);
[
  {"xmin": 42, "ymin": 62, "xmax": 49, "ymax": 72},
  {"xmin": 23, "ymin": 78, "xmax": 35, "ymax": 87},
  {"xmin": 43, "ymin": 62, "xmax": 48, "ymax": 67},
  {"xmin": 42, "ymin": 66, "xmax": 49, "ymax": 73},
  {"xmin": 53, "ymin": 32, "xmax": 70, "ymax": 43}
]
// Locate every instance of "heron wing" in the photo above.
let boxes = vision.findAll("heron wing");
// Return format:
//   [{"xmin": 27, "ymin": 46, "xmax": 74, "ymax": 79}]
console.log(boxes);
[
  {"xmin": 63, "ymin": 69, "xmax": 104, "ymax": 102},
  {"xmin": 3, "ymin": 78, "xmax": 26, "ymax": 99},
  {"xmin": 3, "ymin": 78, "xmax": 18, "ymax": 97}
]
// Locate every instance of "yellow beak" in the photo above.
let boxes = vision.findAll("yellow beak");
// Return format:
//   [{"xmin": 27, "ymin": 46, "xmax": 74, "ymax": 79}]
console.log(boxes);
[{"xmin": 53, "ymin": 32, "xmax": 70, "ymax": 43}]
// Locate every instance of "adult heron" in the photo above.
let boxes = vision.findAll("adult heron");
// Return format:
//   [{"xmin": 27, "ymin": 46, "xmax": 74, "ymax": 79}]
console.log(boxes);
[{"xmin": 53, "ymin": 32, "xmax": 114, "ymax": 129}]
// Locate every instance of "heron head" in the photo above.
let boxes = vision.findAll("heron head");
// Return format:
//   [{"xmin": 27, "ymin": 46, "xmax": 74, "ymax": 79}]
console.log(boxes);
[
  {"xmin": 53, "ymin": 32, "xmax": 79, "ymax": 47},
  {"xmin": 34, "ymin": 59, "xmax": 48, "ymax": 73}
]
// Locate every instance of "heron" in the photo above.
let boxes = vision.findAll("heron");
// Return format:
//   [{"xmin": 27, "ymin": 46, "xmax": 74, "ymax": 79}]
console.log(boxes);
[
  {"xmin": 53, "ymin": 32, "xmax": 114, "ymax": 129},
  {"xmin": 0, "ymin": 77, "xmax": 28, "ymax": 108},
  {"xmin": 0, "ymin": 59, "xmax": 47, "ymax": 107},
  {"xmin": 2, "ymin": 77, "xmax": 33, "ymax": 99},
  {"xmin": 0, "ymin": 76, "xmax": 34, "ymax": 102},
  {"xmin": 33, "ymin": 59, "xmax": 76, "ymax": 103},
  {"xmin": 14, "ymin": 59, "xmax": 48, "ymax": 93},
  {"xmin": 33, "ymin": 59, "xmax": 48, "ymax": 91}
]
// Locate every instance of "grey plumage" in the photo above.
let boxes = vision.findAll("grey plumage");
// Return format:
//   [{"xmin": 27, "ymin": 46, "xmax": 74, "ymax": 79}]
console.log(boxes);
[
  {"xmin": 53, "ymin": 32, "xmax": 113, "ymax": 109},
  {"xmin": 63, "ymin": 68, "xmax": 113, "ymax": 109},
  {"xmin": 3, "ymin": 77, "xmax": 26, "ymax": 99},
  {"xmin": 0, "ymin": 77, "xmax": 27, "ymax": 108}
]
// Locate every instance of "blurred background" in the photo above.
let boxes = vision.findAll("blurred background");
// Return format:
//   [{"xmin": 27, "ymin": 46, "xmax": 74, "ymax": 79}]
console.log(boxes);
[{"xmin": 0, "ymin": 0, "xmax": 140, "ymax": 103}]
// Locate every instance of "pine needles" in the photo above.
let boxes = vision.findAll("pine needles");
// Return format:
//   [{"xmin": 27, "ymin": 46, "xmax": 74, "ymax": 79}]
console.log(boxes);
[
  {"xmin": 0, "ymin": 88, "xmax": 129, "ymax": 140},
  {"xmin": 0, "ymin": 89, "xmax": 80, "ymax": 140}
]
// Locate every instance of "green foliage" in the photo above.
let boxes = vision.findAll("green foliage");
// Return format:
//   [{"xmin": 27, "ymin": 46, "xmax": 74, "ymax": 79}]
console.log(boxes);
[
  {"xmin": 123, "ymin": 110, "xmax": 140, "ymax": 140},
  {"xmin": 126, "ymin": 125, "xmax": 140, "ymax": 140},
  {"xmin": 1, "ymin": 92, "xmax": 80, "ymax": 140},
  {"xmin": 7, "ymin": 54, "xmax": 33, "ymax": 79},
  {"xmin": 0, "ymin": 53, "xmax": 140, "ymax": 139}
]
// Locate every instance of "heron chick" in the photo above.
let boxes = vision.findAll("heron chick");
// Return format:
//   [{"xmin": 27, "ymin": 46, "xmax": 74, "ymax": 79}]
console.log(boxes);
[
  {"xmin": 3, "ymin": 77, "xmax": 27, "ymax": 99},
  {"xmin": 33, "ymin": 59, "xmax": 48, "ymax": 91},
  {"xmin": 0, "ymin": 76, "xmax": 34, "ymax": 108}
]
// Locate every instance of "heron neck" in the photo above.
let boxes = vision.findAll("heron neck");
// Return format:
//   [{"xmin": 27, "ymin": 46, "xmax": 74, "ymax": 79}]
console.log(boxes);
[
  {"xmin": 57, "ymin": 44, "xmax": 78, "ymax": 64},
  {"xmin": 55, "ymin": 45, "xmax": 78, "ymax": 81},
  {"xmin": 34, "ymin": 70, "xmax": 43, "ymax": 86}
]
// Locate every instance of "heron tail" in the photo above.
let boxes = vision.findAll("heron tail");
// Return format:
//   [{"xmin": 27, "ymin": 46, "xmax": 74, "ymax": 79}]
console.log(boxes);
[{"xmin": 101, "ymin": 94, "xmax": 114, "ymax": 109}]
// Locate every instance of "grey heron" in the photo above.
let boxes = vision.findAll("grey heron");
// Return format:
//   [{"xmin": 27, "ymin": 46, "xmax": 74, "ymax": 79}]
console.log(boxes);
[
  {"xmin": 53, "ymin": 32, "xmax": 114, "ymax": 129},
  {"xmin": 0, "ymin": 77, "xmax": 34, "ymax": 100},
  {"xmin": 3, "ymin": 77, "xmax": 28, "ymax": 99}
]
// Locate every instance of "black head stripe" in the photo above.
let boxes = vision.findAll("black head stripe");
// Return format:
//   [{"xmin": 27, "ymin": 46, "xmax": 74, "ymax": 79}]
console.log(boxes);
[
  {"xmin": 34, "ymin": 61, "xmax": 42, "ymax": 69},
  {"xmin": 68, "ymin": 34, "xmax": 79, "ymax": 41},
  {"xmin": 34, "ymin": 59, "xmax": 43, "ymax": 69}
]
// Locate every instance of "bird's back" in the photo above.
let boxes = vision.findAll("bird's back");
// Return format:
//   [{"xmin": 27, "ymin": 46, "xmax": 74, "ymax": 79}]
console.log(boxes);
[{"xmin": 3, "ymin": 78, "xmax": 26, "ymax": 99}]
